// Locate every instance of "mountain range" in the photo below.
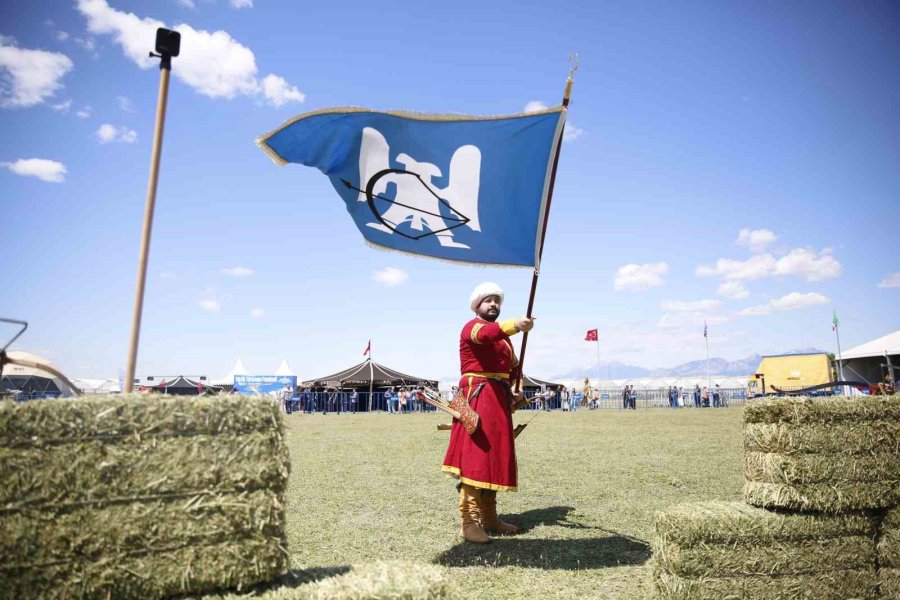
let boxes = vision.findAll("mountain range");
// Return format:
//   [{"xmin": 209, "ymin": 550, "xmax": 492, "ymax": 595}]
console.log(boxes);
[{"xmin": 551, "ymin": 348, "xmax": 828, "ymax": 380}]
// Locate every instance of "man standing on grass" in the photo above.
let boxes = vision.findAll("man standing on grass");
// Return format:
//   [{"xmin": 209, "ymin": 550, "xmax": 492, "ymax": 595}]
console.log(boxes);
[{"xmin": 442, "ymin": 282, "xmax": 534, "ymax": 544}]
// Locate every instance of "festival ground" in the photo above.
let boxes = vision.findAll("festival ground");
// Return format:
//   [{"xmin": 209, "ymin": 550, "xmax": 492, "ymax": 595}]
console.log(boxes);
[{"xmin": 209, "ymin": 407, "xmax": 744, "ymax": 599}]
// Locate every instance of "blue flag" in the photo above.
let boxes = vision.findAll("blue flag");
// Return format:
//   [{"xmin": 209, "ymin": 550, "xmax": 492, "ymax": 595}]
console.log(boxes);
[{"xmin": 258, "ymin": 107, "xmax": 566, "ymax": 267}]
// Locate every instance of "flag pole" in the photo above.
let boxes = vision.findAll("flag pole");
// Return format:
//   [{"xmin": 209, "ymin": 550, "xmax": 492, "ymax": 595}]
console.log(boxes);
[
  {"xmin": 124, "ymin": 29, "xmax": 179, "ymax": 393},
  {"xmin": 515, "ymin": 54, "xmax": 577, "ymax": 391},
  {"xmin": 833, "ymin": 311, "xmax": 844, "ymax": 392},
  {"xmin": 705, "ymin": 323, "xmax": 711, "ymax": 393},
  {"xmin": 595, "ymin": 335, "xmax": 602, "ymax": 400},
  {"xmin": 368, "ymin": 342, "xmax": 374, "ymax": 412}
]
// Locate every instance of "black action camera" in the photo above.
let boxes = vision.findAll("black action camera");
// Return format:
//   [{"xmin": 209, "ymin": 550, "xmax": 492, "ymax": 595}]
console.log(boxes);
[{"xmin": 155, "ymin": 28, "xmax": 181, "ymax": 57}]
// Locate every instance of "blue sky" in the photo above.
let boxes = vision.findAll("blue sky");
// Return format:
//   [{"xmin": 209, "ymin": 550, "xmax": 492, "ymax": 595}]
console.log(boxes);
[{"xmin": 1, "ymin": 0, "xmax": 897, "ymax": 383}]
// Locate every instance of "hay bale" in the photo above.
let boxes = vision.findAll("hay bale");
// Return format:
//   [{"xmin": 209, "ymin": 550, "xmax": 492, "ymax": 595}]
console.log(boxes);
[
  {"xmin": 653, "ymin": 501, "xmax": 878, "ymax": 600},
  {"xmin": 744, "ymin": 423, "xmax": 900, "ymax": 455},
  {"xmin": 880, "ymin": 508, "xmax": 900, "ymax": 600},
  {"xmin": 200, "ymin": 561, "xmax": 452, "ymax": 600},
  {"xmin": 743, "ymin": 396, "xmax": 900, "ymax": 512},
  {"xmin": 655, "ymin": 570, "xmax": 878, "ymax": 600},
  {"xmin": 0, "ymin": 394, "xmax": 289, "ymax": 599},
  {"xmin": 744, "ymin": 395, "xmax": 900, "ymax": 425}
]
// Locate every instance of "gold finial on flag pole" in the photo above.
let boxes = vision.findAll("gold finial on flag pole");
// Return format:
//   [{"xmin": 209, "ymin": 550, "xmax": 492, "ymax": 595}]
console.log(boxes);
[{"xmin": 563, "ymin": 52, "xmax": 579, "ymax": 107}]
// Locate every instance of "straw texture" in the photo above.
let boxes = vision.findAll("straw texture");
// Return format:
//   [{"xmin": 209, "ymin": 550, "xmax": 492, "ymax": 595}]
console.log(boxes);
[
  {"xmin": 0, "ymin": 394, "xmax": 290, "ymax": 599},
  {"xmin": 653, "ymin": 501, "xmax": 878, "ymax": 600},
  {"xmin": 743, "ymin": 396, "xmax": 900, "ymax": 511}
]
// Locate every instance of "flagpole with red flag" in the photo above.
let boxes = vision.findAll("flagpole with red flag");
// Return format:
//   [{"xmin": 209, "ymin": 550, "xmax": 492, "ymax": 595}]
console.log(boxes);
[{"xmin": 585, "ymin": 328, "xmax": 601, "ymax": 397}]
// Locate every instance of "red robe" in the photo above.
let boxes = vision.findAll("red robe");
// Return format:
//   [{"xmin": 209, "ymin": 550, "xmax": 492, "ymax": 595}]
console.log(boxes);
[{"xmin": 441, "ymin": 317, "xmax": 520, "ymax": 491}]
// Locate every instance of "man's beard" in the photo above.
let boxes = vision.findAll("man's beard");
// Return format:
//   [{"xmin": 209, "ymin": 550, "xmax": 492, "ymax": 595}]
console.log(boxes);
[{"xmin": 479, "ymin": 309, "xmax": 499, "ymax": 322}]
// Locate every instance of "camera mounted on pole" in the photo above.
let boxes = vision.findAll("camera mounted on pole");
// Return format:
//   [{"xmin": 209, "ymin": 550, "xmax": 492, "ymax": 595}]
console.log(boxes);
[{"xmin": 149, "ymin": 28, "xmax": 180, "ymax": 70}]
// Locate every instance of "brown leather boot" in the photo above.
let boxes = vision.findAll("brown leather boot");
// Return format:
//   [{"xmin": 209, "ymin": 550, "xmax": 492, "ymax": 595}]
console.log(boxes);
[
  {"xmin": 479, "ymin": 489, "xmax": 519, "ymax": 534},
  {"xmin": 458, "ymin": 483, "xmax": 491, "ymax": 543}
]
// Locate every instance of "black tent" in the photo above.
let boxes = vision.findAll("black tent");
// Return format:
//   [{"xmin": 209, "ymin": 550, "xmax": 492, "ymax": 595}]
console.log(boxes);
[
  {"xmin": 301, "ymin": 358, "xmax": 437, "ymax": 389},
  {"xmin": 521, "ymin": 374, "xmax": 564, "ymax": 391},
  {"xmin": 140, "ymin": 376, "xmax": 221, "ymax": 396}
]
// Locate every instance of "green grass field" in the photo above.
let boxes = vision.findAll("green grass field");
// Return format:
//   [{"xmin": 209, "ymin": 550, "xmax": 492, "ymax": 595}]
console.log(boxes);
[{"xmin": 250, "ymin": 407, "xmax": 744, "ymax": 599}]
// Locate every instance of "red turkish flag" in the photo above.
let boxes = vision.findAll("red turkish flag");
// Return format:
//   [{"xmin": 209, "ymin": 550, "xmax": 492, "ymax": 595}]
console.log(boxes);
[
  {"xmin": 363, "ymin": 340, "xmax": 371, "ymax": 356},
  {"xmin": 585, "ymin": 329, "xmax": 598, "ymax": 341}
]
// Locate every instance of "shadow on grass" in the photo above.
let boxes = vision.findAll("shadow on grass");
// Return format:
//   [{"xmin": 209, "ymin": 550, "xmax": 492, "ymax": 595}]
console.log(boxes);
[{"xmin": 435, "ymin": 506, "xmax": 651, "ymax": 570}]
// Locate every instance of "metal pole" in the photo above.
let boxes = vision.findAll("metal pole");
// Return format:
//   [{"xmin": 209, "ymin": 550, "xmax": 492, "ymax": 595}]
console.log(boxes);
[
  {"xmin": 705, "ymin": 334, "xmax": 711, "ymax": 393},
  {"xmin": 595, "ymin": 336, "xmax": 602, "ymax": 405},
  {"xmin": 124, "ymin": 56, "xmax": 172, "ymax": 393},
  {"xmin": 835, "ymin": 325, "xmax": 844, "ymax": 395},
  {"xmin": 368, "ymin": 355, "xmax": 374, "ymax": 412}
]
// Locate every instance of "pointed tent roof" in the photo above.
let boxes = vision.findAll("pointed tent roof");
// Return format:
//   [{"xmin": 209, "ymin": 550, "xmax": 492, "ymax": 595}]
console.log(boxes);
[
  {"xmin": 302, "ymin": 358, "xmax": 437, "ymax": 388},
  {"xmin": 275, "ymin": 359, "xmax": 294, "ymax": 376},
  {"xmin": 841, "ymin": 330, "xmax": 900, "ymax": 360},
  {"xmin": 214, "ymin": 358, "xmax": 250, "ymax": 386},
  {"xmin": 521, "ymin": 373, "xmax": 564, "ymax": 389},
  {"xmin": 142, "ymin": 376, "xmax": 221, "ymax": 395}
]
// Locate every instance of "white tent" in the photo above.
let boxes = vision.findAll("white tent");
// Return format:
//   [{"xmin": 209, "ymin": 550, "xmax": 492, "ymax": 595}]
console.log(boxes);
[
  {"xmin": 214, "ymin": 358, "xmax": 250, "ymax": 386},
  {"xmin": 2, "ymin": 350, "xmax": 77, "ymax": 395},
  {"xmin": 838, "ymin": 330, "xmax": 900, "ymax": 384},
  {"xmin": 71, "ymin": 378, "xmax": 120, "ymax": 394},
  {"xmin": 275, "ymin": 359, "xmax": 294, "ymax": 377},
  {"xmin": 840, "ymin": 331, "xmax": 900, "ymax": 360}
]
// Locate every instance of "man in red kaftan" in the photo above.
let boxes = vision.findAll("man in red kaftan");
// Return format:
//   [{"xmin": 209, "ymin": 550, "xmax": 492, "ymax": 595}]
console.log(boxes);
[{"xmin": 442, "ymin": 282, "xmax": 534, "ymax": 543}]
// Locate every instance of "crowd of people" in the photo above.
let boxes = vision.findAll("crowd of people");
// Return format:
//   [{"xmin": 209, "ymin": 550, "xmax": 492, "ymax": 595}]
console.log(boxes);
[{"xmin": 281, "ymin": 386, "xmax": 433, "ymax": 414}]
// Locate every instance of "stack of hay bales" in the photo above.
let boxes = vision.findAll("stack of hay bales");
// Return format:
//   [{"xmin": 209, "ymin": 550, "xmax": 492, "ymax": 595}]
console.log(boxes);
[
  {"xmin": 744, "ymin": 395, "xmax": 900, "ymax": 511},
  {"xmin": 653, "ymin": 395, "xmax": 900, "ymax": 600},
  {"xmin": 0, "ymin": 394, "xmax": 290, "ymax": 599}
]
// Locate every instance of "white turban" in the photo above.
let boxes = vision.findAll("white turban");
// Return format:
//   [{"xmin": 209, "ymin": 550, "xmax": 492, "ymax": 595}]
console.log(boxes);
[{"xmin": 469, "ymin": 282, "xmax": 504, "ymax": 312}]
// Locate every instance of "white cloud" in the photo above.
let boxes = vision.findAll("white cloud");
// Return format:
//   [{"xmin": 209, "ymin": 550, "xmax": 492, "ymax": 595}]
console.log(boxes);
[
  {"xmin": 563, "ymin": 123, "xmax": 585, "ymax": 142},
  {"xmin": 231, "ymin": 0, "xmax": 254, "ymax": 7},
  {"xmin": 95, "ymin": 123, "xmax": 137, "ymax": 143},
  {"xmin": 177, "ymin": 0, "xmax": 196, "ymax": 8},
  {"xmin": 198, "ymin": 299, "xmax": 221, "ymax": 312},
  {"xmin": 660, "ymin": 299, "xmax": 721, "ymax": 312},
  {"xmin": 372, "ymin": 267, "xmax": 408, "ymax": 287},
  {"xmin": 523, "ymin": 100, "xmax": 584, "ymax": 141},
  {"xmin": 877, "ymin": 272, "xmax": 900, "ymax": 289},
  {"xmin": 73, "ymin": 36, "xmax": 97, "ymax": 55},
  {"xmin": 117, "ymin": 95, "xmax": 134, "ymax": 111},
  {"xmin": 221, "ymin": 266, "xmax": 254, "ymax": 277},
  {"xmin": 716, "ymin": 281, "xmax": 750, "ymax": 300},
  {"xmin": 773, "ymin": 248, "xmax": 841, "ymax": 281},
  {"xmin": 2, "ymin": 158, "xmax": 67, "ymax": 182},
  {"xmin": 76, "ymin": 105, "xmax": 91, "ymax": 118},
  {"xmin": 50, "ymin": 99, "xmax": 72, "ymax": 112},
  {"xmin": 658, "ymin": 312, "xmax": 728, "ymax": 330},
  {"xmin": 614, "ymin": 262, "xmax": 668, "ymax": 292},
  {"xmin": 261, "ymin": 74, "xmax": 305, "ymax": 107},
  {"xmin": 76, "ymin": 0, "xmax": 305, "ymax": 106},
  {"xmin": 697, "ymin": 249, "xmax": 840, "ymax": 283},
  {"xmin": 55, "ymin": 31, "xmax": 70, "ymax": 42},
  {"xmin": 0, "ymin": 40, "xmax": 73, "ymax": 108},
  {"xmin": 736, "ymin": 228, "xmax": 777, "ymax": 252},
  {"xmin": 250, "ymin": 307, "xmax": 266, "ymax": 318},
  {"xmin": 738, "ymin": 292, "xmax": 828, "ymax": 317}
]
